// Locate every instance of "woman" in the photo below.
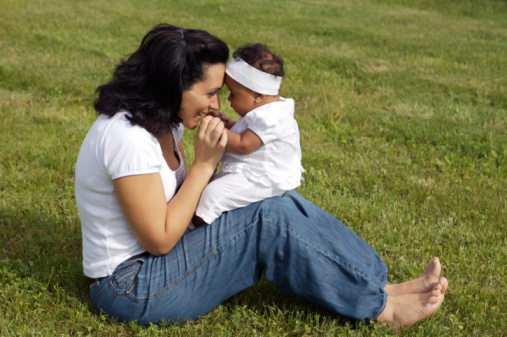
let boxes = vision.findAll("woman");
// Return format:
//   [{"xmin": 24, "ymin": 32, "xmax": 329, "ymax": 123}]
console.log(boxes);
[{"xmin": 75, "ymin": 23, "xmax": 447, "ymax": 327}]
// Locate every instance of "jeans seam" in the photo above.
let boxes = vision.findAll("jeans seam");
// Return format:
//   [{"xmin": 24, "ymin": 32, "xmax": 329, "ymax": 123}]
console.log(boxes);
[
  {"xmin": 91, "ymin": 276, "xmax": 109, "ymax": 306},
  {"xmin": 120, "ymin": 249, "xmax": 218, "ymax": 304},
  {"xmin": 148, "ymin": 249, "xmax": 217, "ymax": 301},
  {"xmin": 214, "ymin": 220, "xmax": 258, "ymax": 253},
  {"xmin": 266, "ymin": 214, "xmax": 381, "ymax": 287}
]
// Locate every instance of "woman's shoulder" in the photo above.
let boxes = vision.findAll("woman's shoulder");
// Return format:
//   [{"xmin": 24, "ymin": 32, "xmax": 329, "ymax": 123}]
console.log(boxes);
[
  {"xmin": 95, "ymin": 111, "xmax": 163, "ymax": 178},
  {"xmin": 86, "ymin": 110, "xmax": 161, "ymax": 158},
  {"xmin": 103, "ymin": 111, "xmax": 157, "ymax": 142}
]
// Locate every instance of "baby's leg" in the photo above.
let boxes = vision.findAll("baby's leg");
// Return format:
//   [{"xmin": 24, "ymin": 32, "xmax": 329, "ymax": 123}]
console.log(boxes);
[{"xmin": 195, "ymin": 173, "xmax": 284, "ymax": 224}]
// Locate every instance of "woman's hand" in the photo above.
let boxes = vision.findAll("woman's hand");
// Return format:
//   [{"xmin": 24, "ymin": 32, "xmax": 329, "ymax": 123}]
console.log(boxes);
[
  {"xmin": 206, "ymin": 111, "xmax": 235, "ymax": 129},
  {"xmin": 193, "ymin": 115, "xmax": 227, "ymax": 175}
]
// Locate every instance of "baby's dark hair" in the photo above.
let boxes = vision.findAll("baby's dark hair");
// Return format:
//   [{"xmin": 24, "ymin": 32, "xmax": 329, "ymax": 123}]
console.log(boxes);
[{"xmin": 233, "ymin": 43, "xmax": 284, "ymax": 77}]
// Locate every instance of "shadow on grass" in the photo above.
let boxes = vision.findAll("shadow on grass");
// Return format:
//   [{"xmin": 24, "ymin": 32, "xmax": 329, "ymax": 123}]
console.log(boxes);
[
  {"xmin": 0, "ymin": 204, "xmax": 95, "ymax": 311},
  {"xmin": 225, "ymin": 276, "xmax": 354, "ymax": 323}
]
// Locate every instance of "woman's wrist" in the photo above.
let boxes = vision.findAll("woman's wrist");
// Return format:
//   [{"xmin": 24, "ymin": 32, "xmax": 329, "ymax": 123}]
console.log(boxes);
[{"xmin": 188, "ymin": 161, "xmax": 216, "ymax": 181}]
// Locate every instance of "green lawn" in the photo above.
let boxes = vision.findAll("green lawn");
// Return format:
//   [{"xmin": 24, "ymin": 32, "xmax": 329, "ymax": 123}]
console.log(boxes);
[{"xmin": 1, "ymin": 0, "xmax": 506, "ymax": 335}]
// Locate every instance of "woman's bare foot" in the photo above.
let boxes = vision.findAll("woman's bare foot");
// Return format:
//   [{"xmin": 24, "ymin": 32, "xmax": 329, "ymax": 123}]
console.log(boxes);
[
  {"xmin": 378, "ymin": 277, "xmax": 448, "ymax": 328},
  {"xmin": 385, "ymin": 257, "xmax": 442, "ymax": 297}
]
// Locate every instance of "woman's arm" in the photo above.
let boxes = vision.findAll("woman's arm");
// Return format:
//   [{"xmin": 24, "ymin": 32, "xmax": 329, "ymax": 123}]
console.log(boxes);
[
  {"xmin": 113, "ymin": 116, "xmax": 227, "ymax": 256},
  {"xmin": 225, "ymin": 129, "xmax": 263, "ymax": 155}
]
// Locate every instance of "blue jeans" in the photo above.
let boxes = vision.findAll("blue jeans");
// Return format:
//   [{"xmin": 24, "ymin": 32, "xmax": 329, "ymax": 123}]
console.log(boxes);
[{"xmin": 90, "ymin": 190, "xmax": 389, "ymax": 325}]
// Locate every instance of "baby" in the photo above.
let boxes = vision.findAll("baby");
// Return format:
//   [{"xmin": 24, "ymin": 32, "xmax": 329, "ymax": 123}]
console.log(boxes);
[{"xmin": 195, "ymin": 43, "xmax": 304, "ymax": 224}]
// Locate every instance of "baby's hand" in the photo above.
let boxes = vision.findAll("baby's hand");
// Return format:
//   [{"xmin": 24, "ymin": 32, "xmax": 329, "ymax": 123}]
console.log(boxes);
[{"xmin": 207, "ymin": 111, "xmax": 230, "ymax": 123}]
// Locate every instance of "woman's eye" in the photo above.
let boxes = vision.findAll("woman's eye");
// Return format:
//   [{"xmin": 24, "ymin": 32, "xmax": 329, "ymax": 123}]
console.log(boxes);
[{"xmin": 207, "ymin": 91, "xmax": 217, "ymax": 97}]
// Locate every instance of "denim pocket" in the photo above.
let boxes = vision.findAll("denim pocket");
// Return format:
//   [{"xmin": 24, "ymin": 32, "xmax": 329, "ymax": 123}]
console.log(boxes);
[{"xmin": 114, "ymin": 261, "xmax": 142, "ymax": 294}]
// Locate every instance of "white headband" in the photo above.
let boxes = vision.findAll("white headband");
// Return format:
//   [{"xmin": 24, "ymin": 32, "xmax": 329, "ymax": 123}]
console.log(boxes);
[{"xmin": 225, "ymin": 58, "xmax": 283, "ymax": 95}]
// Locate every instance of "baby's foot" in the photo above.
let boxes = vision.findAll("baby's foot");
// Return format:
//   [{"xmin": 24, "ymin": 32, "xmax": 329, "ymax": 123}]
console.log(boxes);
[
  {"xmin": 385, "ymin": 257, "xmax": 442, "ymax": 297},
  {"xmin": 378, "ymin": 277, "xmax": 448, "ymax": 328}
]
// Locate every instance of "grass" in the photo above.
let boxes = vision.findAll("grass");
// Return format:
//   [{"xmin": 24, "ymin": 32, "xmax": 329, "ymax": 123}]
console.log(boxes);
[{"xmin": 1, "ymin": 0, "xmax": 506, "ymax": 335}]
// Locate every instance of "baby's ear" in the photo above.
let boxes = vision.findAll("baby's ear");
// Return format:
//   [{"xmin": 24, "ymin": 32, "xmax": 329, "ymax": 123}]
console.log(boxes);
[{"xmin": 253, "ymin": 93, "xmax": 264, "ymax": 102}]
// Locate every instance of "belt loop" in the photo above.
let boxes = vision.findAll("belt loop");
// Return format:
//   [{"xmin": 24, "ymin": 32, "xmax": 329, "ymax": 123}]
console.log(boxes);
[{"xmin": 89, "ymin": 278, "xmax": 100, "ymax": 288}]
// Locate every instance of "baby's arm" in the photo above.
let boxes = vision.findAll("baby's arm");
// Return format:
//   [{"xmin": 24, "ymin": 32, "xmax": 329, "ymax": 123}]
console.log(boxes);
[
  {"xmin": 205, "ymin": 112, "xmax": 262, "ymax": 154},
  {"xmin": 224, "ymin": 120, "xmax": 236, "ymax": 129},
  {"xmin": 225, "ymin": 129, "xmax": 262, "ymax": 155}
]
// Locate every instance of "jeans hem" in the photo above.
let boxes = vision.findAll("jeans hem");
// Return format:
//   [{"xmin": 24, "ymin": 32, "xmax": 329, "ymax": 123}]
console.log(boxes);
[{"xmin": 370, "ymin": 289, "xmax": 388, "ymax": 322}]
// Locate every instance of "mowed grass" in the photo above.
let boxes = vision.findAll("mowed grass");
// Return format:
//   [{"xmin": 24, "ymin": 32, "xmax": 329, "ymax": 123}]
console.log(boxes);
[{"xmin": 1, "ymin": 0, "xmax": 506, "ymax": 335}]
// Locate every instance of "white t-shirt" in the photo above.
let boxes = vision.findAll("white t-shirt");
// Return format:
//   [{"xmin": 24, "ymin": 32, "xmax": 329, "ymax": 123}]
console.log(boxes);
[
  {"xmin": 75, "ymin": 110, "xmax": 185, "ymax": 278},
  {"xmin": 220, "ymin": 97, "xmax": 304, "ymax": 190}
]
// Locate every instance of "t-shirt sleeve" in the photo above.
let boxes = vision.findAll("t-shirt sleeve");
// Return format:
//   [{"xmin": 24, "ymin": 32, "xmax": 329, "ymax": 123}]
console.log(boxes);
[
  {"xmin": 101, "ymin": 121, "xmax": 162, "ymax": 180},
  {"xmin": 173, "ymin": 123, "xmax": 184, "ymax": 143},
  {"xmin": 244, "ymin": 109, "xmax": 294, "ymax": 144}
]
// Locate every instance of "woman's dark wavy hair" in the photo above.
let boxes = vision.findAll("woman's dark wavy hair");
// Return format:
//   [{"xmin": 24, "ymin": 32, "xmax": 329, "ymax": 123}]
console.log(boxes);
[{"xmin": 94, "ymin": 24, "xmax": 229, "ymax": 137}]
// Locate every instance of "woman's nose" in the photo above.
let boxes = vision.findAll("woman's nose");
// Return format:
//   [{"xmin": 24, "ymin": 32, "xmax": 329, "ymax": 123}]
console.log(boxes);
[{"xmin": 210, "ymin": 92, "xmax": 220, "ymax": 110}]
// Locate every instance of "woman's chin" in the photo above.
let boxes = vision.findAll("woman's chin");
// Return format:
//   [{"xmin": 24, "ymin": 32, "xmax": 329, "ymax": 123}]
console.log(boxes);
[
  {"xmin": 180, "ymin": 114, "xmax": 203, "ymax": 130},
  {"xmin": 181, "ymin": 120, "xmax": 198, "ymax": 130}
]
